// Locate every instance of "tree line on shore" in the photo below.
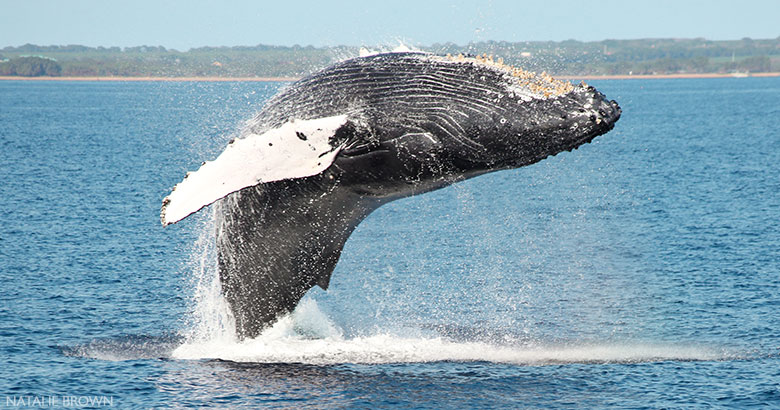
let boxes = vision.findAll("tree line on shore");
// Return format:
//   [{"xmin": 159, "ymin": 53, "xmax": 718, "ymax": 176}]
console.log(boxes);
[
  {"xmin": 0, "ymin": 56, "xmax": 62, "ymax": 76},
  {"xmin": 1, "ymin": 37, "xmax": 778, "ymax": 78}
]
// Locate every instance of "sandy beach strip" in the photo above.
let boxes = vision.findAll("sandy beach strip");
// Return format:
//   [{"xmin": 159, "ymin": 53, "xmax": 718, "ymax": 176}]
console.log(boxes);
[{"xmin": 1, "ymin": 73, "xmax": 778, "ymax": 82}]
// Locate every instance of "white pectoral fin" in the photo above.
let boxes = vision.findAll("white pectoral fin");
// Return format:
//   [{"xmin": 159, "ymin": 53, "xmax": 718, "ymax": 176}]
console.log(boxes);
[{"xmin": 161, "ymin": 115, "xmax": 348, "ymax": 226}]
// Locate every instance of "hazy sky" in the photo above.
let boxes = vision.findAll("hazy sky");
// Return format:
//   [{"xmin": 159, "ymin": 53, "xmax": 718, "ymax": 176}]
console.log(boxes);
[{"xmin": 2, "ymin": 0, "xmax": 778, "ymax": 50}]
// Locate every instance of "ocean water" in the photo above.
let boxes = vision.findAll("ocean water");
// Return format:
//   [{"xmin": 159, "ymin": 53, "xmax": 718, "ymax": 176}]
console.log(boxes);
[{"xmin": 1, "ymin": 77, "xmax": 779, "ymax": 408}]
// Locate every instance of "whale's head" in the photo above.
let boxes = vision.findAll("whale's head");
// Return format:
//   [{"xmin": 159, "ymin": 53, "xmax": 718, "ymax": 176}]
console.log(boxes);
[
  {"xmin": 453, "ymin": 82, "xmax": 621, "ymax": 172},
  {"xmin": 325, "ymin": 53, "xmax": 621, "ymax": 196}
]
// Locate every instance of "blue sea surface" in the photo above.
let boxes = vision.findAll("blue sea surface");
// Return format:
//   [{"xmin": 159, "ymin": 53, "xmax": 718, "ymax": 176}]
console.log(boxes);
[{"xmin": 1, "ymin": 77, "xmax": 779, "ymax": 408}]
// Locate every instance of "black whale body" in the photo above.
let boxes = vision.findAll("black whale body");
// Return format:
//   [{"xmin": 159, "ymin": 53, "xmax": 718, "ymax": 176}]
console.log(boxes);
[{"xmin": 163, "ymin": 52, "xmax": 621, "ymax": 339}]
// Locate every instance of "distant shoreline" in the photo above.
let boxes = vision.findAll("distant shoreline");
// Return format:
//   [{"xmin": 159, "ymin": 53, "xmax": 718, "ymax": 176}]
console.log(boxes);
[
  {"xmin": 0, "ymin": 76, "xmax": 300, "ymax": 82},
  {"xmin": 1, "ymin": 73, "xmax": 779, "ymax": 82}
]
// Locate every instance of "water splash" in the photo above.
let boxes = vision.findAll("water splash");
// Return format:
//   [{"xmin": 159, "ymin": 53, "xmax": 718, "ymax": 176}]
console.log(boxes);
[
  {"xmin": 172, "ymin": 297, "xmax": 734, "ymax": 365},
  {"xmin": 359, "ymin": 42, "xmax": 421, "ymax": 57},
  {"xmin": 180, "ymin": 209, "xmax": 236, "ymax": 344},
  {"xmin": 64, "ymin": 210, "xmax": 739, "ymax": 366},
  {"xmin": 166, "ymin": 186, "xmax": 738, "ymax": 366}
]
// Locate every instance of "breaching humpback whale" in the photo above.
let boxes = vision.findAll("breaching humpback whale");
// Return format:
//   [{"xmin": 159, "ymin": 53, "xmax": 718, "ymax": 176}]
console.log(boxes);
[{"xmin": 161, "ymin": 52, "xmax": 621, "ymax": 339}]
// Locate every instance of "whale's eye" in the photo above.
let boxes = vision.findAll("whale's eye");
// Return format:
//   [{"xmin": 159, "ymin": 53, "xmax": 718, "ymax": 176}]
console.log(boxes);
[{"xmin": 500, "ymin": 118, "xmax": 507, "ymax": 124}]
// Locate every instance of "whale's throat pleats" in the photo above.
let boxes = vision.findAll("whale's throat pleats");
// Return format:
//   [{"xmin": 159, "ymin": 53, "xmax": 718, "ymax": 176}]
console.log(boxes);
[{"xmin": 215, "ymin": 175, "xmax": 377, "ymax": 339}]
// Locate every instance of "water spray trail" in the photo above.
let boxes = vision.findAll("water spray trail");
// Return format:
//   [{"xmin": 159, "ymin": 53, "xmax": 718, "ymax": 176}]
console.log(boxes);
[{"xmin": 182, "ymin": 209, "xmax": 236, "ymax": 344}]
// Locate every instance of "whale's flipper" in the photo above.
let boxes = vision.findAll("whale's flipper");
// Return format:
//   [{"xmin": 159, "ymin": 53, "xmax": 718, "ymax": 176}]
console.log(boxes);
[
  {"xmin": 215, "ymin": 173, "xmax": 376, "ymax": 339},
  {"xmin": 161, "ymin": 115, "xmax": 349, "ymax": 226}
]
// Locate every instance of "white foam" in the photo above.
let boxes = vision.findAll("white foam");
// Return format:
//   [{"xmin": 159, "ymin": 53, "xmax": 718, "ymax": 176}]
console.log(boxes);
[
  {"xmin": 174, "ymin": 336, "xmax": 729, "ymax": 366},
  {"xmin": 172, "ymin": 299, "xmax": 730, "ymax": 365}
]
